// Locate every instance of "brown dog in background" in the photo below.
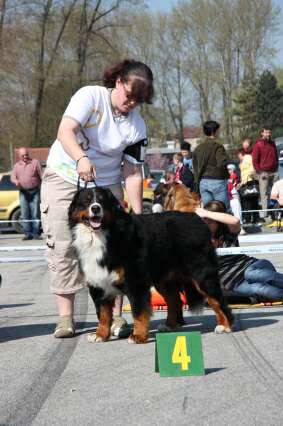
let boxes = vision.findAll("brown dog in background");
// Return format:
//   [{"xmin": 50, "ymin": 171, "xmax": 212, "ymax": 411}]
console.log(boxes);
[
  {"xmin": 164, "ymin": 182, "xmax": 200, "ymax": 212},
  {"xmin": 153, "ymin": 182, "xmax": 200, "ymax": 213}
]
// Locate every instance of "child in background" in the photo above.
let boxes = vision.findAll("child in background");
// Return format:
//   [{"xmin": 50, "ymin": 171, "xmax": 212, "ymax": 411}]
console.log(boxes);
[{"xmin": 227, "ymin": 164, "xmax": 243, "ymax": 226}]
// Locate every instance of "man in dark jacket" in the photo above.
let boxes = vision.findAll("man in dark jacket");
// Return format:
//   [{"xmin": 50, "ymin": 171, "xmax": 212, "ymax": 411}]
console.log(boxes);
[
  {"xmin": 252, "ymin": 126, "xmax": 278, "ymax": 220},
  {"xmin": 193, "ymin": 120, "xmax": 229, "ymax": 209}
]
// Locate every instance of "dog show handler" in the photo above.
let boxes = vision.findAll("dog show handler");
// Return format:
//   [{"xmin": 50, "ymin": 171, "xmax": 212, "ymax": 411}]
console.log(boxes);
[{"xmin": 41, "ymin": 59, "xmax": 154, "ymax": 338}]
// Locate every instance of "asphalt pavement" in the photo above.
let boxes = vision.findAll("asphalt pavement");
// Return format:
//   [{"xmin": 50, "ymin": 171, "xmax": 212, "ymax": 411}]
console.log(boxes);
[{"xmin": 1, "ymin": 230, "xmax": 283, "ymax": 426}]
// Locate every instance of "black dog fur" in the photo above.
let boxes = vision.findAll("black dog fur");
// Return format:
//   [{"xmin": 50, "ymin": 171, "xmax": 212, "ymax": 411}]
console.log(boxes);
[{"xmin": 69, "ymin": 187, "xmax": 233, "ymax": 343}]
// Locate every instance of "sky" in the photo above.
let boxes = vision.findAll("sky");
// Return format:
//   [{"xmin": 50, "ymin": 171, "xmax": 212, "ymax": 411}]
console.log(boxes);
[{"xmin": 147, "ymin": 0, "xmax": 283, "ymax": 67}]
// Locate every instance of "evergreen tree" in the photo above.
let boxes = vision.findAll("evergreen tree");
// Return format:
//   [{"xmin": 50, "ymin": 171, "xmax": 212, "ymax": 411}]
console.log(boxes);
[
  {"xmin": 255, "ymin": 70, "xmax": 283, "ymax": 135},
  {"xmin": 233, "ymin": 76, "xmax": 259, "ymax": 141}
]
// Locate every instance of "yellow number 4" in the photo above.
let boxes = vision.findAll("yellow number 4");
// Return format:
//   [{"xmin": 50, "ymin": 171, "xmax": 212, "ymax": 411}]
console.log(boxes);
[{"xmin": 172, "ymin": 336, "xmax": 191, "ymax": 370}]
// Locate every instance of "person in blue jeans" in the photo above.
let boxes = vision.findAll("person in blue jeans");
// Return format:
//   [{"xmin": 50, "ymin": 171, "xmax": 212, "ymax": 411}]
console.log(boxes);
[
  {"xmin": 193, "ymin": 120, "xmax": 230, "ymax": 210},
  {"xmin": 196, "ymin": 200, "xmax": 283, "ymax": 301},
  {"xmin": 11, "ymin": 147, "xmax": 42, "ymax": 240},
  {"xmin": 19, "ymin": 188, "xmax": 41, "ymax": 238}
]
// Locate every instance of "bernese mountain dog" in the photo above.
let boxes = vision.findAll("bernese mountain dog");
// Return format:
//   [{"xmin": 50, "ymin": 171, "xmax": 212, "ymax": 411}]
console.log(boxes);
[{"xmin": 68, "ymin": 187, "xmax": 233, "ymax": 344}]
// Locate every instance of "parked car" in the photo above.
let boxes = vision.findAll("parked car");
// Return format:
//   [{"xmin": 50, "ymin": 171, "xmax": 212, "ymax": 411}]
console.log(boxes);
[{"xmin": 0, "ymin": 172, "xmax": 22, "ymax": 233}]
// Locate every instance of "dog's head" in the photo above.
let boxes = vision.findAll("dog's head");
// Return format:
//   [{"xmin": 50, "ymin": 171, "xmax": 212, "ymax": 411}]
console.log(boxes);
[
  {"xmin": 68, "ymin": 187, "xmax": 122, "ymax": 231},
  {"xmin": 164, "ymin": 183, "xmax": 200, "ymax": 213}
]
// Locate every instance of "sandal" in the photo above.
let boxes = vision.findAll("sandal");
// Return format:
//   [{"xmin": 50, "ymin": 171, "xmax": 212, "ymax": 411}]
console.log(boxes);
[
  {"xmin": 54, "ymin": 315, "xmax": 75, "ymax": 338},
  {"xmin": 110, "ymin": 316, "xmax": 131, "ymax": 338}
]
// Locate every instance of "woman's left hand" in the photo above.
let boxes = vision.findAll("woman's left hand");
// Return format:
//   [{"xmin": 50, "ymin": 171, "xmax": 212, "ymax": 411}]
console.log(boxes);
[
  {"xmin": 195, "ymin": 207, "xmax": 206, "ymax": 218},
  {"xmin": 77, "ymin": 156, "xmax": 96, "ymax": 181}
]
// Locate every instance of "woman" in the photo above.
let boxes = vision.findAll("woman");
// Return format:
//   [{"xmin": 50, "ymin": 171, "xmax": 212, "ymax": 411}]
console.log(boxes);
[
  {"xmin": 242, "ymin": 137, "xmax": 253, "ymax": 154},
  {"xmin": 41, "ymin": 59, "xmax": 154, "ymax": 338},
  {"xmin": 172, "ymin": 153, "xmax": 194, "ymax": 190},
  {"xmin": 196, "ymin": 200, "xmax": 283, "ymax": 301},
  {"xmin": 237, "ymin": 148, "xmax": 260, "ymax": 225}
]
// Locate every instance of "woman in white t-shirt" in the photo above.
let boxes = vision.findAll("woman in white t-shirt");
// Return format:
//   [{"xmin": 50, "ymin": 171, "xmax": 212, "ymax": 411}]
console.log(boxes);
[{"xmin": 41, "ymin": 59, "xmax": 154, "ymax": 339}]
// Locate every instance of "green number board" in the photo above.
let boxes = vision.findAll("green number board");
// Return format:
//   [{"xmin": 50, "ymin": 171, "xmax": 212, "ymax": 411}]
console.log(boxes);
[{"xmin": 155, "ymin": 331, "xmax": 204, "ymax": 377}]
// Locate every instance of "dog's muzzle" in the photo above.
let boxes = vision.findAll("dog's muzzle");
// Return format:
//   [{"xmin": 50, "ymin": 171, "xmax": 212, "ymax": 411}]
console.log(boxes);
[{"xmin": 88, "ymin": 203, "xmax": 103, "ymax": 230}]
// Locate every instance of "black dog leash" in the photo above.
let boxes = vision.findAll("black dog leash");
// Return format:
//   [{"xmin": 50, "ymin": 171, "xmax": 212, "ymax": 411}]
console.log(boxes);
[{"xmin": 76, "ymin": 175, "xmax": 97, "ymax": 191}]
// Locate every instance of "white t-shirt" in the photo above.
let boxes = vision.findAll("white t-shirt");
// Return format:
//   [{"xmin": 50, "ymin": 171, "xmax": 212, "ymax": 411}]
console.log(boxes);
[{"xmin": 47, "ymin": 86, "xmax": 147, "ymax": 187}]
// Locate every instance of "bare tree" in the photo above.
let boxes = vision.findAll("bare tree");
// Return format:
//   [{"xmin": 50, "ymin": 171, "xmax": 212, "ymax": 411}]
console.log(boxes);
[
  {"xmin": 0, "ymin": 0, "xmax": 6, "ymax": 52},
  {"xmin": 153, "ymin": 12, "xmax": 191, "ymax": 143},
  {"xmin": 33, "ymin": 0, "xmax": 78, "ymax": 145},
  {"xmin": 175, "ymin": 0, "xmax": 217, "ymax": 124}
]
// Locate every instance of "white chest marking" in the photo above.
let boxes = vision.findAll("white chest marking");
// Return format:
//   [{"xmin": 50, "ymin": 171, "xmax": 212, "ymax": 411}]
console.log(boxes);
[{"xmin": 72, "ymin": 224, "xmax": 120, "ymax": 298}]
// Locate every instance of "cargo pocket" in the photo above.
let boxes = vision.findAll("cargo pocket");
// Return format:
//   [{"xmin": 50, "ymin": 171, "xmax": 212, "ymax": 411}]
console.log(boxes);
[
  {"xmin": 40, "ymin": 203, "xmax": 51, "ymax": 238},
  {"xmin": 47, "ymin": 241, "xmax": 83, "ymax": 292},
  {"xmin": 45, "ymin": 237, "xmax": 56, "ymax": 271}
]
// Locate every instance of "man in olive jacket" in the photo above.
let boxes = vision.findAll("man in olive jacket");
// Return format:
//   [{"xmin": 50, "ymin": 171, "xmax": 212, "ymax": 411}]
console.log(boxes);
[{"xmin": 193, "ymin": 121, "xmax": 229, "ymax": 209}]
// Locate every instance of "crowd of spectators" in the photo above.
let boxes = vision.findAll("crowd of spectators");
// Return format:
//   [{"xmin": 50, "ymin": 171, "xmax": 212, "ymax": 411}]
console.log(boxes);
[{"xmin": 164, "ymin": 122, "xmax": 283, "ymax": 233}]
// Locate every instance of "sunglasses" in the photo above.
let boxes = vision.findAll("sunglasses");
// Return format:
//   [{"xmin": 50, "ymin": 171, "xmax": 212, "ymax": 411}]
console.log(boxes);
[{"xmin": 121, "ymin": 82, "xmax": 140, "ymax": 104}]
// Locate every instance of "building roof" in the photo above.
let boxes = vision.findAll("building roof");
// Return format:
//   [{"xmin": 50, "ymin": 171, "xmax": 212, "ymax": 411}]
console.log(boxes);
[
  {"xmin": 14, "ymin": 148, "xmax": 50, "ymax": 164},
  {"xmin": 183, "ymin": 126, "xmax": 202, "ymax": 139}
]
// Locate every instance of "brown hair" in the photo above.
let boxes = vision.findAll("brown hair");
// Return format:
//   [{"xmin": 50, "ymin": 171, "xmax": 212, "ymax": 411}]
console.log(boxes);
[
  {"xmin": 242, "ymin": 138, "xmax": 253, "ymax": 154},
  {"xmin": 204, "ymin": 200, "xmax": 228, "ymax": 240},
  {"xmin": 204, "ymin": 200, "xmax": 227, "ymax": 213},
  {"xmin": 173, "ymin": 153, "xmax": 183, "ymax": 162},
  {"xmin": 260, "ymin": 125, "xmax": 272, "ymax": 134},
  {"xmin": 103, "ymin": 59, "xmax": 154, "ymax": 104},
  {"xmin": 235, "ymin": 148, "xmax": 245, "ymax": 156}
]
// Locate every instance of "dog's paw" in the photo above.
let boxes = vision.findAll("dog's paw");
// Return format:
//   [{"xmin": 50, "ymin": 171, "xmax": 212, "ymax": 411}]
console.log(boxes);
[
  {"xmin": 214, "ymin": 325, "xmax": 232, "ymax": 334},
  {"xmin": 87, "ymin": 332, "xmax": 105, "ymax": 343},
  {"xmin": 127, "ymin": 334, "xmax": 147, "ymax": 344},
  {"xmin": 157, "ymin": 323, "xmax": 176, "ymax": 332}
]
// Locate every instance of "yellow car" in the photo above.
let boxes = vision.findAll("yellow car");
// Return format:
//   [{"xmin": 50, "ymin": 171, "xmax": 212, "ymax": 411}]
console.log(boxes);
[{"xmin": 0, "ymin": 172, "xmax": 22, "ymax": 233}]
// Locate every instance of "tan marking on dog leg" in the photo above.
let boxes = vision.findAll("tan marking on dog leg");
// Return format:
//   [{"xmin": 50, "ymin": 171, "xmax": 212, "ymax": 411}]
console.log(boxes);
[
  {"xmin": 206, "ymin": 297, "xmax": 232, "ymax": 333},
  {"xmin": 128, "ymin": 310, "xmax": 150, "ymax": 344},
  {"xmin": 88, "ymin": 302, "xmax": 113, "ymax": 343},
  {"xmin": 192, "ymin": 279, "xmax": 231, "ymax": 333}
]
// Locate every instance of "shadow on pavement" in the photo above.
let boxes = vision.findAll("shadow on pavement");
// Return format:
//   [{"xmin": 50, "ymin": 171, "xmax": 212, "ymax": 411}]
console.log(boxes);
[
  {"xmin": 243, "ymin": 224, "xmax": 262, "ymax": 233},
  {"xmin": 0, "ymin": 323, "xmax": 56, "ymax": 343},
  {"xmin": 0, "ymin": 303, "xmax": 34, "ymax": 309},
  {"xmin": 205, "ymin": 367, "xmax": 226, "ymax": 375},
  {"xmin": 148, "ymin": 314, "xmax": 278, "ymax": 338},
  {"xmin": 1, "ymin": 312, "xmax": 279, "ymax": 343},
  {"xmin": 0, "ymin": 321, "xmax": 96, "ymax": 343}
]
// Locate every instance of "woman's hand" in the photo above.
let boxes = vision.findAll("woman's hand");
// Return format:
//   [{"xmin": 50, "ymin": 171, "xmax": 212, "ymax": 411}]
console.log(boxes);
[
  {"xmin": 76, "ymin": 156, "xmax": 96, "ymax": 182},
  {"xmin": 195, "ymin": 207, "xmax": 207, "ymax": 218}
]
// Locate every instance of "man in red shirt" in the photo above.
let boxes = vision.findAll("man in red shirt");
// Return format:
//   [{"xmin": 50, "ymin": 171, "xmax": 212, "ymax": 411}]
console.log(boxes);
[
  {"xmin": 252, "ymin": 127, "xmax": 278, "ymax": 220},
  {"xmin": 11, "ymin": 148, "xmax": 42, "ymax": 240}
]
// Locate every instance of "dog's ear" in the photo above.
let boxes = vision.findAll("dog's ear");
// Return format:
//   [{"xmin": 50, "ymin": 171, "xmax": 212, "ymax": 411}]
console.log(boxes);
[{"xmin": 68, "ymin": 190, "xmax": 82, "ymax": 216}]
